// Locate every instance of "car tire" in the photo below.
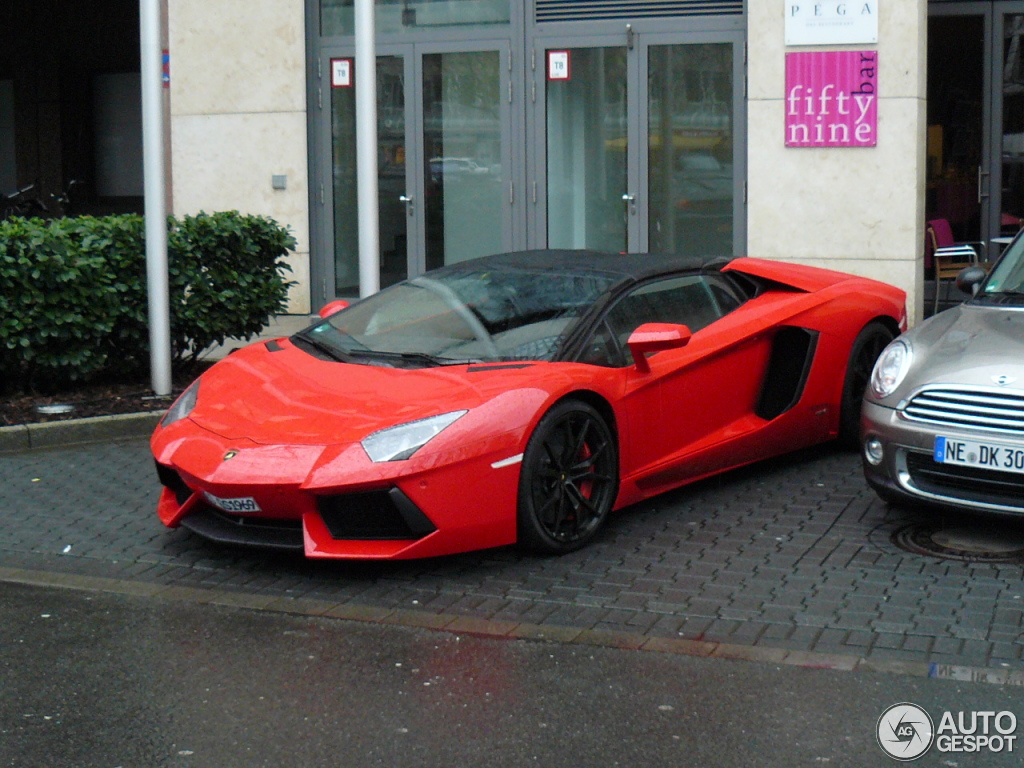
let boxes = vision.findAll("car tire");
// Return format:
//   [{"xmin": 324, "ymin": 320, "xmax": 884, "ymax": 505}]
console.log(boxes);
[
  {"xmin": 839, "ymin": 321, "xmax": 895, "ymax": 448},
  {"xmin": 517, "ymin": 399, "xmax": 619, "ymax": 554}
]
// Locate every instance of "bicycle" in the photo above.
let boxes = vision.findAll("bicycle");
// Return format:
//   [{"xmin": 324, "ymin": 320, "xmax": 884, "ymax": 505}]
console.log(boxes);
[{"xmin": 1, "ymin": 184, "xmax": 49, "ymax": 220}]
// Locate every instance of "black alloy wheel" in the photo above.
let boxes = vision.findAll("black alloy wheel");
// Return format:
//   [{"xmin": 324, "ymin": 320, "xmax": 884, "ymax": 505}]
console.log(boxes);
[
  {"xmin": 517, "ymin": 399, "xmax": 619, "ymax": 554},
  {"xmin": 839, "ymin": 320, "xmax": 895, "ymax": 447}
]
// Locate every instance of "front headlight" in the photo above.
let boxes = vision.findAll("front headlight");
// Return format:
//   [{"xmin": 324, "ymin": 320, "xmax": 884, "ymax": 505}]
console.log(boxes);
[
  {"xmin": 361, "ymin": 410, "xmax": 467, "ymax": 462},
  {"xmin": 870, "ymin": 339, "xmax": 912, "ymax": 399},
  {"xmin": 161, "ymin": 380, "xmax": 200, "ymax": 427}
]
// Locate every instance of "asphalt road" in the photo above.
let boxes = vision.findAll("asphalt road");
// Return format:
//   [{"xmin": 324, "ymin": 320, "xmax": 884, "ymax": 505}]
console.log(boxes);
[{"xmin": 3, "ymin": 581, "xmax": 1022, "ymax": 768}]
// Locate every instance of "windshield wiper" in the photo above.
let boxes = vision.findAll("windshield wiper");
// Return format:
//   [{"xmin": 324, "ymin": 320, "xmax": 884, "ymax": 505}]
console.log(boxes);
[
  {"xmin": 292, "ymin": 330, "xmax": 351, "ymax": 363},
  {"xmin": 347, "ymin": 349, "xmax": 480, "ymax": 367}
]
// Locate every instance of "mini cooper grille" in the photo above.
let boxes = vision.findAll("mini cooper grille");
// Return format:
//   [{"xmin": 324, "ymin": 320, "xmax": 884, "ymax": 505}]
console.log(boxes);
[
  {"xmin": 902, "ymin": 388, "xmax": 1024, "ymax": 435},
  {"xmin": 905, "ymin": 451, "xmax": 1024, "ymax": 507},
  {"xmin": 317, "ymin": 489, "xmax": 436, "ymax": 541}
]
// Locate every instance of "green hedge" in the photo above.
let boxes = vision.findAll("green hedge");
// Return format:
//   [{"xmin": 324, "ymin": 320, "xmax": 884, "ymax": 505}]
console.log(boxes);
[{"xmin": 0, "ymin": 211, "xmax": 296, "ymax": 392}]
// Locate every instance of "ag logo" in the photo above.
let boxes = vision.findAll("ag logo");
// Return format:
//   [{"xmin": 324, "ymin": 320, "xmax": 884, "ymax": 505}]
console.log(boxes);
[{"xmin": 877, "ymin": 703, "xmax": 935, "ymax": 761}]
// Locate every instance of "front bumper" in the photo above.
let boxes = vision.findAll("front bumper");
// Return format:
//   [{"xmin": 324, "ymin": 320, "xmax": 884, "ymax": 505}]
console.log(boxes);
[
  {"xmin": 151, "ymin": 421, "xmax": 522, "ymax": 560},
  {"xmin": 860, "ymin": 400, "xmax": 1024, "ymax": 516}
]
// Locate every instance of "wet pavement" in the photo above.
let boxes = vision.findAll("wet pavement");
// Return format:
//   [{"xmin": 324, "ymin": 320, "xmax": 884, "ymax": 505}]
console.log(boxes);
[
  {"xmin": 1, "ymin": 435, "xmax": 1023, "ymax": 675},
  {"xmin": 4, "ymin": 580, "xmax": 1023, "ymax": 768}
]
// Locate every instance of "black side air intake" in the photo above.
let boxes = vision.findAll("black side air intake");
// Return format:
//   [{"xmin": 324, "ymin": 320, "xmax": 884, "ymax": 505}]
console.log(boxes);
[{"xmin": 756, "ymin": 327, "xmax": 818, "ymax": 421}]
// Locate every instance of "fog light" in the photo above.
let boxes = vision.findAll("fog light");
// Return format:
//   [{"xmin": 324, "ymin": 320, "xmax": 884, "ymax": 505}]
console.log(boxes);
[{"xmin": 864, "ymin": 437, "xmax": 884, "ymax": 465}]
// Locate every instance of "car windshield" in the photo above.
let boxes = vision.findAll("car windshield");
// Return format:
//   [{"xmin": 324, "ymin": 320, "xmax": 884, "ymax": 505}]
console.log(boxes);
[
  {"xmin": 982, "ymin": 237, "xmax": 1024, "ymax": 302},
  {"xmin": 298, "ymin": 267, "xmax": 618, "ymax": 366}
]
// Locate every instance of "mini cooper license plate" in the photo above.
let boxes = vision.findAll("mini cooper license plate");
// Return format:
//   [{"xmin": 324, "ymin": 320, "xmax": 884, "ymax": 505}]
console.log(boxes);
[
  {"xmin": 204, "ymin": 492, "xmax": 262, "ymax": 513},
  {"xmin": 934, "ymin": 436, "xmax": 1024, "ymax": 474}
]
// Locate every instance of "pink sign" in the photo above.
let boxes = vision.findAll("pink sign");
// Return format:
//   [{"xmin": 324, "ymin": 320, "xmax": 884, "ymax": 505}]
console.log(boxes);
[{"xmin": 785, "ymin": 51, "xmax": 878, "ymax": 148}]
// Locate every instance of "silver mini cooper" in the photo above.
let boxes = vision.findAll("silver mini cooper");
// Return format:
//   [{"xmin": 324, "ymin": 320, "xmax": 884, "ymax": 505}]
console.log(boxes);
[{"xmin": 861, "ymin": 238, "xmax": 1024, "ymax": 516}]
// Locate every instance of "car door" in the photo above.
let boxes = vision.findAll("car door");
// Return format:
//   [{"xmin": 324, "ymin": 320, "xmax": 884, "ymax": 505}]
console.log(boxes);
[{"xmin": 581, "ymin": 272, "xmax": 772, "ymax": 489}]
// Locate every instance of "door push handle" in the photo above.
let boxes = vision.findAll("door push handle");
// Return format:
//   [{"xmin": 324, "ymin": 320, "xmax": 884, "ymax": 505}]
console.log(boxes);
[
  {"xmin": 622, "ymin": 193, "xmax": 637, "ymax": 215},
  {"xmin": 977, "ymin": 167, "xmax": 990, "ymax": 204},
  {"xmin": 399, "ymin": 195, "xmax": 414, "ymax": 215}
]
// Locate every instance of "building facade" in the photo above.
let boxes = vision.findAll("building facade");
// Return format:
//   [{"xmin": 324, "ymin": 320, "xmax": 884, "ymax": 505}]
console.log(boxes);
[
  {"xmin": 7, "ymin": 2, "xmax": 1024, "ymax": 326},
  {"xmin": 169, "ymin": 0, "xmax": 926, "ymax": 318}
]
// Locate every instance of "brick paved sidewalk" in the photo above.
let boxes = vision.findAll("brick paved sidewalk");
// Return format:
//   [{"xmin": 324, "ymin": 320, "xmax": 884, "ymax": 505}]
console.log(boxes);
[{"xmin": 1, "ymin": 437, "xmax": 1022, "ymax": 672}]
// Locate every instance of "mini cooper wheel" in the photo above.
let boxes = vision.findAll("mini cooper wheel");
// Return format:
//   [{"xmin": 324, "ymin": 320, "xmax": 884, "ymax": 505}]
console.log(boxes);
[
  {"xmin": 517, "ymin": 399, "xmax": 619, "ymax": 554},
  {"xmin": 839, "ymin": 321, "xmax": 895, "ymax": 448}
]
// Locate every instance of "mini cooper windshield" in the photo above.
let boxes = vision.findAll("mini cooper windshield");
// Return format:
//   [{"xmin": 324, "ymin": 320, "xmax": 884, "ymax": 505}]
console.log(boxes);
[
  {"xmin": 981, "ymin": 237, "xmax": 1024, "ymax": 303},
  {"xmin": 297, "ymin": 267, "xmax": 619, "ymax": 366}
]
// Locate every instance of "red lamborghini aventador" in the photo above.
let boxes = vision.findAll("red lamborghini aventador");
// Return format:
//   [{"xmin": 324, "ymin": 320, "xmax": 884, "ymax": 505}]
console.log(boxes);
[{"xmin": 151, "ymin": 249, "xmax": 907, "ymax": 559}]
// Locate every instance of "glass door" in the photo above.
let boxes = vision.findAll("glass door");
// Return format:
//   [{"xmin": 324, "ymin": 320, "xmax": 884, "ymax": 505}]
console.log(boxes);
[
  {"xmin": 927, "ymin": 6, "xmax": 992, "ymax": 254},
  {"xmin": 996, "ymin": 8, "xmax": 1024, "ymax": 244},
  {"xmin": 927, "ymin": 2, "xmax": 1024, "ymax": 260},
  {"xmin": 645, "ymin": 41, "xmax": 737, "ymax": 257},
  {"xmin": 326, "ymin": 51, "xmax": 412, "ymax": 297},
  {"xmin": 420, "ymin": 48, "xmax": 509, "ymax": 271},
  {"xmin": 530, "ymin": 33, "xmax": 742, "ymax": 256},
  {"xmin": 543, "ymin": 45, "xmax": 631, "ymax": 253},
  {"xmin": 320, "ymin": 44, "xmax": 511, "ymax": 300}
]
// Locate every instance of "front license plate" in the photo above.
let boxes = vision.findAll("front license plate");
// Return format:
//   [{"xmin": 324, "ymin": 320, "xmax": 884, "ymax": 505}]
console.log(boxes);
[
  {"xmin": 934, "ymin": 436, "xmax": 1024, "ymax": 474},
  {"xmin": 204, "ymin": 492, "xmax": 262, "ymax": 513}
]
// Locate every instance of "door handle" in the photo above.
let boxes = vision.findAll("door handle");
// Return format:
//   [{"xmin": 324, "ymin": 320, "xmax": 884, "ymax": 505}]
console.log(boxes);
[
  {"xmin": 399, "ymin": 194, "xmax": 414, "ymax": 215},
  {"xmin": 622, "ymin": 193, "xmax": 636, "ymax": 215},
  {"xmin": 978, "ymin": 167, "xmax": 990, "ymax": 203}
]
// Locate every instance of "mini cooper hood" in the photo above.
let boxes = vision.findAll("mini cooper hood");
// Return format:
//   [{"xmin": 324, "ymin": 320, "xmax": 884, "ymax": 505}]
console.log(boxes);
[
  {"xmin": 904, "ymin": 303, "xmax": 1024, "ymax": 389},
  {"xmin": 185, "ymin": 341, "xmax": 507, "ymax": 444}
]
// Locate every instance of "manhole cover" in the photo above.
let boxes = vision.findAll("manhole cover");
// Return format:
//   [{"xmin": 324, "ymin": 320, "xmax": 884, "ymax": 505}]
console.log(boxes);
[{"xmin": 891, "ymin": 523, "xmax": 1024, "ymax": 563}]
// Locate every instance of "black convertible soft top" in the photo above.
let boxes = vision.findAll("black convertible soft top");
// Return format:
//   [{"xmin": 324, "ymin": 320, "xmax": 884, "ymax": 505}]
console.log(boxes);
[{"xmin": 441, "ymin": 249, "xmax": 732, "ymax": 283}]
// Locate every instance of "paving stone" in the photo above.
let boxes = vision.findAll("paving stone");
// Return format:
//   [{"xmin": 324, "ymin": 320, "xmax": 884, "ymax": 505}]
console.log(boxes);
[{"xmin": 3, "ymin": 437, "xmax": 1024, "ymax": 669}]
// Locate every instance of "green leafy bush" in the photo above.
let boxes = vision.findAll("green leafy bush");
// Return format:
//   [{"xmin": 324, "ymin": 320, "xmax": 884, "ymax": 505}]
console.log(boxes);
[
  {"xmin": 0, "ymin": 211, "xmax": 295, "ymax": 392},
  {"xmin": 168, "ymin": 211, "xmax": 296, "ymax": 364}
]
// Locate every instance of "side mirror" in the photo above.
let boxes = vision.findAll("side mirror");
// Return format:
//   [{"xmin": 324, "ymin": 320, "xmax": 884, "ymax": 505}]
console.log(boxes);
[
  {"xmin": 318, "ymin": 299, "xmax": 350, "ymax": 319},
  {"xmin": 955, "ymin": 266, "xmax": 988, "ymax": 297},
  {"xmin": 627, "ymin": 323, "xmax": 692, "ymax": 373}
]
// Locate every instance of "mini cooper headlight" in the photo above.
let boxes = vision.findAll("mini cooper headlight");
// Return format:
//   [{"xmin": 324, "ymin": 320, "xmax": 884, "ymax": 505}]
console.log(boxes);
[
  {"xmin": 361, "ymin": 410, "xmax": 467, "ymax": 463},
  {"xmin": 870, "ymin": 339, "xmax": 912, "ymax": 399},
  {"xmin": 161, "ymin": 380, "xmax": 200, "ymax": 427}
]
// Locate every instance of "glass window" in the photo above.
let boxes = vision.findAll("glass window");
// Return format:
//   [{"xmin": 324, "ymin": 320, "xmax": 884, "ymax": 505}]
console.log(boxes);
[
  {"xmin": 648, "ymin": 44, "xmax": 734, "ymax": 257},
  {"xmin": 983, "ymin": 237, "xmax": 1024, "ymax": 297},
  {"xmin": 423, "ymin": 51, "xmax": 503, "ymax": 270},
  {"xmin": 546, "ymin": 47, "xmax": 628, "ymax": 253},
  {"xmin": 322, "ymin": 0, "xmax": 510, "ymax": 38},
  {"xmin": 0, "ymin": 80, "xmax": 16, "ymax": 193},
  {"xmin": 330, "ymin": 56, "xmax": 408, "ymax": 296},
  {"xmin": 584, "ymin": 275, "xmax": 725, "ymax": 367}
]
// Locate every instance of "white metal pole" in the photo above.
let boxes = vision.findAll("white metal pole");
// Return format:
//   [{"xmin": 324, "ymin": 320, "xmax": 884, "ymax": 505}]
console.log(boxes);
[
  {"xmin": 355, "ymin": 0, "xmax": 380, "ymax": 297},
  {"xmin": 140, "ymin": 0, "xmax": 172, "ymax": 394}
]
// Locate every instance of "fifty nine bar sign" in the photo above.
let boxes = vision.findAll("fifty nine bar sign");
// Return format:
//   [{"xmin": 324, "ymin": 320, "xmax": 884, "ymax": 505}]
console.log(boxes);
[{"xmin": 785, "ymin": 50, "xmax": 877, "ymax": 148}]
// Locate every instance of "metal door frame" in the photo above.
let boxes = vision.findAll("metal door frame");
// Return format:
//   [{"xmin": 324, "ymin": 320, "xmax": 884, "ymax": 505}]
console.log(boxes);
[
  {"xmin": 929, "ymin": 2, "xmax": 995, "ymax": 250},
  {"xmin": 525, "ymin": 24, "xmax": 746, "ymax": 254},
  {"xmin": 635, "ymin": 29, "xmax": 746, "ymax": 254},
  {"xmin": 526, "ymin": 32, "xmax": 637, "ymax": 250},
  {"xmin": 991, "ymin": 3, "xmax": 1024, "ymax": 248},
  {"xmin": 312, "ymin": 39, "xmax": 515, "ymax": 304}
]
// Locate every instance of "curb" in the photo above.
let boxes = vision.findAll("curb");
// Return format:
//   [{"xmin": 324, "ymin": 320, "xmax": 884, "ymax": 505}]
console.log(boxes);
[
  {"xmin": 2, "ymin": 566, "xmax": 1023, "ymax": 687},
  {"xmin": 0, "ymin": 412, "xmax": 161, "ymax": 453}
]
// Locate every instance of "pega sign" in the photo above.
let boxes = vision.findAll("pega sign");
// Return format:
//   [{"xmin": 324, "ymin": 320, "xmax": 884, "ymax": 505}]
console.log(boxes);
[{"xmin": 785, "ymin": 50, "xmax": 877, "ymax": 148}]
